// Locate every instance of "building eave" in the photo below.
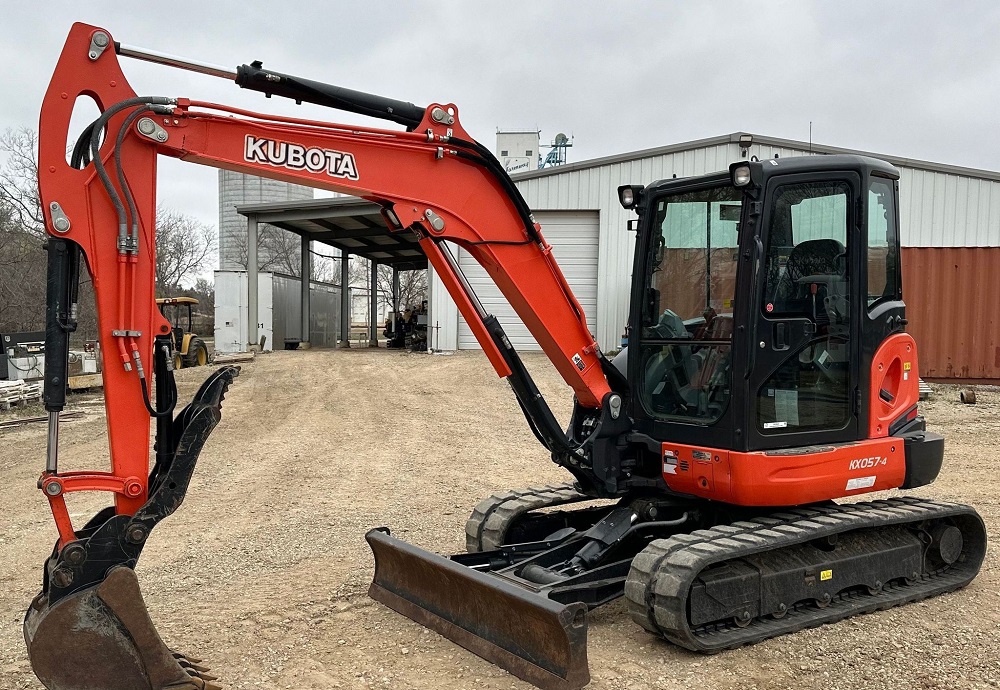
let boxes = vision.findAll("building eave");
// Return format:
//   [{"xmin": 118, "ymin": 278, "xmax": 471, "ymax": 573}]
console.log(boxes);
[{"xmin": 512, "ymin": 132, "xmax": 1000, "ymax": 183}]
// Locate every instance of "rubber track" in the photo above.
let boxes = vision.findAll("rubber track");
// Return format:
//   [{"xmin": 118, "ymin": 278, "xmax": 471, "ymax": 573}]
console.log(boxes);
[
  {"xmin": 625, "ymin": 497, "xmax": 987, "ymax": 652},
  {"xmin": 465, "ymin": 482, "xmax": 589, "ymax": 552}
]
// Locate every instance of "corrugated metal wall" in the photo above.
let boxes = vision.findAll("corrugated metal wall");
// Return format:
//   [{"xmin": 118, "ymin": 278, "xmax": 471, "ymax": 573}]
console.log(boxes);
[
  {"xmin": 902, "ymin": 248, "xmax": 1000, "ymax": 379},
  {"xmin": 899, "ymin": 170, "xmax": 1000, "ymax": 247},
  {"xmin": 272, "ymin": 274, "xmax": 341, "ymax": 349}
]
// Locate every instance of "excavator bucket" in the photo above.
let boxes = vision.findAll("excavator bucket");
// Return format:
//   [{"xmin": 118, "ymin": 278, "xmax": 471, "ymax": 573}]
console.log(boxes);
[
  {"xmin": 366, "ymin": 528, "xmax": 590, "ymax": 690},
  {"xmin": 24, "ymin": 567, "xmax": 219, "ymax": 690}
]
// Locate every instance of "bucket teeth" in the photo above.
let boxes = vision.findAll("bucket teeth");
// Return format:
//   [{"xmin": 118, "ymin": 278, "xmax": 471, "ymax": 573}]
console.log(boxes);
[
  {"xmin": 173, "ymin": 651, "xmax": 204, "ymax": 664},
  {"xmin": 169, "ymin": 650, "xmax": 220, "ymax": 686},
  {"xmin": 186, "ymin": 667, "xmax": 220, "ymax": 682},
  {"xmin": 165, "ymin": 680, "xmax": 222, "ymax": 690},
  {"xmin": 168, "ymin": 679, "xmax": 223, "ymax": 690}
]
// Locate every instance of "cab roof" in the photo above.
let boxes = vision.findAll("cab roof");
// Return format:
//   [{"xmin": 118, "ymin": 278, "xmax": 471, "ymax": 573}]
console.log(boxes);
[{"xmin": 645, "ymin": 154, "xmax": 900, "ymax": 196}]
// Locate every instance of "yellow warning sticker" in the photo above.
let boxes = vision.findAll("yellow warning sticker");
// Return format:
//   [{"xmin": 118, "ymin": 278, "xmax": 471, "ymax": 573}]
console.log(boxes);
[
  {"xmin": 903, "ymin": 362, "xmax": 912, "ymax": 371},
  {"xmin": 723, "ymin": 299, "xmax": 732, "ymax": 308},
  {"xmin": 820, "ymin": 569, "xmax": 833, "ymax": 581}
]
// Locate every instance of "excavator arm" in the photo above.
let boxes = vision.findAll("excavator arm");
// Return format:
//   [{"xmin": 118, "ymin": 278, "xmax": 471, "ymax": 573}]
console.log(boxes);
[{"xmin": 26, "ymin": 22, "xmax": 616, "ymax": 690}]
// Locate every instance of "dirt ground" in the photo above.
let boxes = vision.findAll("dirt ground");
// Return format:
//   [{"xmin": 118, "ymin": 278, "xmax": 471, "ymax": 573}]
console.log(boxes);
[{"xmin": 0, "ymin": 349, "xmax": 998, "ymax": 690}]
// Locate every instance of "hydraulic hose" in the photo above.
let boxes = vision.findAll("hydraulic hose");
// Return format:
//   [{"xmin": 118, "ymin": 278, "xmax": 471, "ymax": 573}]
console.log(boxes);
[{"xmin": 86, "ymin": 96, "xmax": 176, "ymax": 249}]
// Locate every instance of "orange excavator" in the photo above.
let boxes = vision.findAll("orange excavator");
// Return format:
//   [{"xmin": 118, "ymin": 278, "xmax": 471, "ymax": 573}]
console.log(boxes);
[{"xmin": 26, "ymin": 23, "xmax": 986, "ymax": 690}]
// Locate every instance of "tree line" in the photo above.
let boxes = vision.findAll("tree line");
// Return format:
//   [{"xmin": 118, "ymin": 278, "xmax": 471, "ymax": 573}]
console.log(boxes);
[{"xmin": 0, "ymin": 128, "xmax": 216, "ymax": 341}]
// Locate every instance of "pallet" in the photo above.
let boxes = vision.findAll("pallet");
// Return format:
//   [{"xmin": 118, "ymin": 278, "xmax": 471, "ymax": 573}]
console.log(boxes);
[
  {"xmin": 212, "ymin": 351, "xmax": 255, "ymax": 364},
  {"xmin": 0, "ymin": 380, "xmax": 43, "ymax": 410},
  {"xmin": 68, "ymin": 373, "xmax": 103, "ymax": 390},
  {"xmin": 918, "ymin": 377, "xmax": 932, "ymax": 401}
]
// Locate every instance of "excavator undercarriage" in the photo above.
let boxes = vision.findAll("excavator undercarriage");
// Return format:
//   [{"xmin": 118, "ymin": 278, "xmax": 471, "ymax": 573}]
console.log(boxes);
[
  {"xmin": 370, "ymin": 486, "xmax": 987, "ymax": 689},
  {"xmin": 24, "ymin": 22, "xmax": 987, "ymax": 690}
]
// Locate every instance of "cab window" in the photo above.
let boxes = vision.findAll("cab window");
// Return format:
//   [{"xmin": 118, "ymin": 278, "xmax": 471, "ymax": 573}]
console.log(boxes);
[{"xmin": 640, "ymin": 185, "xmax": 741, "ymax": 424}]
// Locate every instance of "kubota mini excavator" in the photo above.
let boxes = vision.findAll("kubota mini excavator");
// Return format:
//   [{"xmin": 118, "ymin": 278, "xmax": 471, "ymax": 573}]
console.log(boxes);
[{"xmin": 26, "ymin": 23, "xmax": 986, "ymax": 690}]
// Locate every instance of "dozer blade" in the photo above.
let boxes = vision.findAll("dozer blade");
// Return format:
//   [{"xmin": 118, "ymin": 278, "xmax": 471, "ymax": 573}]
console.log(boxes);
[
  {"xmin": 24, "ymin": 567, "xmax": 220, "ymax": 690},
  {"xmin": 366, "ymin": 528, "xmax": 590, "ymax": 690}
]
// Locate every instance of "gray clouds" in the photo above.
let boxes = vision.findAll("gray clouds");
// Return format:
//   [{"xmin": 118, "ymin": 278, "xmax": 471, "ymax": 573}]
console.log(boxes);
[{"xmin": 4, "ymin": 1, "xmax": 999, "ymax": 228}]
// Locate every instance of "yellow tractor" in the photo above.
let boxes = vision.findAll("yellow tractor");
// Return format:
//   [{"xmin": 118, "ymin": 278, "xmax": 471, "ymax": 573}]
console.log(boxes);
[{"xmin": 155, "ymin": 297, "xmax": 209, "ymax": 369}]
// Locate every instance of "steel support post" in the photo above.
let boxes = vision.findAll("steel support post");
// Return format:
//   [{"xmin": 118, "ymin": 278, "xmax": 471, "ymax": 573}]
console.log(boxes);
[
  {"xmin": 339, "ymin": 251, "xmax": 351, "ymax": 348},
  {"xmin": 300, "ymin": 235, "xmax": 311, "ymax": 348},
  {"xmin": 247, "ymin": 215, "xmax": 259, "ymax": 351},
  {"xmin": 392, "ymin": 268, "xmax": 400, "ymax": 313},
  {"xmin": 369, "ymin": 260, "xmax": 379, "ymax": 347}
]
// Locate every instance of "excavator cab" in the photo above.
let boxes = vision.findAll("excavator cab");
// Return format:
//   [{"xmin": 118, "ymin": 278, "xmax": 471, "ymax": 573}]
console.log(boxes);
[{"xmin": 626, "ymin": 156, "xmax": 909, "ymax": 458}]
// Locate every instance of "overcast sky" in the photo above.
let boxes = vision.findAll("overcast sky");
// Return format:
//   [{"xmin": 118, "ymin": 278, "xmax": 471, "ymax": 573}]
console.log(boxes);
[{"xmin": 4, "ymin": 1, "xmax": 1000, "ymax": 233}]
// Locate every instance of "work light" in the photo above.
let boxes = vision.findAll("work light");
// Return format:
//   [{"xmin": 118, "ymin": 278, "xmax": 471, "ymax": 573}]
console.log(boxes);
[
  {"xmin": 731, "ymin": 164, "xmax": 752, "ymax": 187},
  {"xmin": 618, "ymin": 185, "xmax": 644, "ymax": 209}
]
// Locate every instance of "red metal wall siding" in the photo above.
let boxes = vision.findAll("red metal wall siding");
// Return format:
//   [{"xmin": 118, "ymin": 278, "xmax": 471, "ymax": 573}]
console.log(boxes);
[{"xmin": 902, "ymin": 247, "xmax": 1000, "ymax": 379}]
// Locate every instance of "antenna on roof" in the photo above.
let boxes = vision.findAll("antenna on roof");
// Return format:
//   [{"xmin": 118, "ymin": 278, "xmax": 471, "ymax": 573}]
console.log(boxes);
[{"xmin": 539, "ymin": 133, "xmax": 573, "ymax": 169}]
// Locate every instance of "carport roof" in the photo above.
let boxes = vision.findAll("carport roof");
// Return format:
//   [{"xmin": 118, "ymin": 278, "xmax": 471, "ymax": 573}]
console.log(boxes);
[{"xmin": 235, "ymin": 197, "xmax": 427, "ymax": 271}]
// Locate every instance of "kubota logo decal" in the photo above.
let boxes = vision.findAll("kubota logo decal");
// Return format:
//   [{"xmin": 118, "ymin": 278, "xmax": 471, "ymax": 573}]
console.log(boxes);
[{"xmin": 244, "ymin": 135, "xmax": 359, "ymax": 180}]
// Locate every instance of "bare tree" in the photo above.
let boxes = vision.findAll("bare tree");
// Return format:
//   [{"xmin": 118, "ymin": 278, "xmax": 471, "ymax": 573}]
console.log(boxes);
[
  {"xmin": 0, "ymin": 128, "xmax": 43, "ymax": 235},
  {"xmin": 0, "ymin": 126, "xmax": 218, "ymax": 336},
  {"xmin": 154, "ymin": 206, "xmax": 217, "ymax": 294},
  {"xmin": 167, "ymin": 277, "xmax": 215, "ymax": 335},
  {"xmin": 347, "ymin": 255, "xmax": 371, "ymax": 287},
  {"xmin": 0, "ymin": 130, "xmax": 48, "ymax": 332},
  {"xmin": 375, "ymin": 264, "xmax": 427, "ymax": 311},
  {"xmin": 309, "ymin": 246, "xmax": 340, "ymax": 283},
  {"xmin": 229, "ymin": 223, "xmax": 303, "ymax": 276},
  {"xmin": 0, "ymin": 201, "xmax": 46, "ymax": 331}
]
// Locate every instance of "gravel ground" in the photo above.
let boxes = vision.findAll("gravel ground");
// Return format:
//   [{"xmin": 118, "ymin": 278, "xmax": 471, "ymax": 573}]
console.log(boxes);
[{"xmin": 0, "ymin": 349, "xmax": 997, "ymax": 690}]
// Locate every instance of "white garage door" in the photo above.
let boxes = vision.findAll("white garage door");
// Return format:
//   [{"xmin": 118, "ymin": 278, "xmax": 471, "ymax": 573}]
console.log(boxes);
[{"xmin": 458, "ymin": 210, "xmax": 599, "ymax": 350}]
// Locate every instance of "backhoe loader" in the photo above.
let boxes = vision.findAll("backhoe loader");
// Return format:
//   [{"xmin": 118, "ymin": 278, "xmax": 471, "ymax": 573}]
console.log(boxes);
[
  {"xmin": 156, "ymin": 297, "xmax": 209, "ymax": 369},
  {"xmin": 25, "ymin": 23, "xmax": 986, "ymax": 690}
]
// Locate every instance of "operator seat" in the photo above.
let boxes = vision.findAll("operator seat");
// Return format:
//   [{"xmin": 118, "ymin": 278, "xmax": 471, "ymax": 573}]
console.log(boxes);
[{"xmin": 770, "ymin": 238, "xmax": 846, "ymax": 327}]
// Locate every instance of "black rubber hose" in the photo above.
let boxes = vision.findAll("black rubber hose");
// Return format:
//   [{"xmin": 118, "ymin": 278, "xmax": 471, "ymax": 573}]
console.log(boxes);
[
  {"xmin": 87, "ymin": 96, "xmax": 175, "ymax": 244},
  {"xmin": 113, "ymin": 107, "xmax": 153, "ymax": 247}
]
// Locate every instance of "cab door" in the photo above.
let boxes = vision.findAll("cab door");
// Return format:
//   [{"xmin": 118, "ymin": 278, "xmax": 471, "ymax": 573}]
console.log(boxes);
[{"xmin": 745, "ymin": 172, "xmax": 862, "ymax": 450}]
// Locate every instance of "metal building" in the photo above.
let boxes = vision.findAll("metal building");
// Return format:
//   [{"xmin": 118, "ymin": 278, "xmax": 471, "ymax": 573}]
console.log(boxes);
[{"xmin": 428, "ymin": 132, "xmax": 1000, "ymax": 380}]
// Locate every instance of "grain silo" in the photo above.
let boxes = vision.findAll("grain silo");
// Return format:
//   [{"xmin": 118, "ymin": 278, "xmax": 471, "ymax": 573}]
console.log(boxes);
[{"xmin": 217, "ymin": 170, "xmax": 314, "ymax": 271}]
